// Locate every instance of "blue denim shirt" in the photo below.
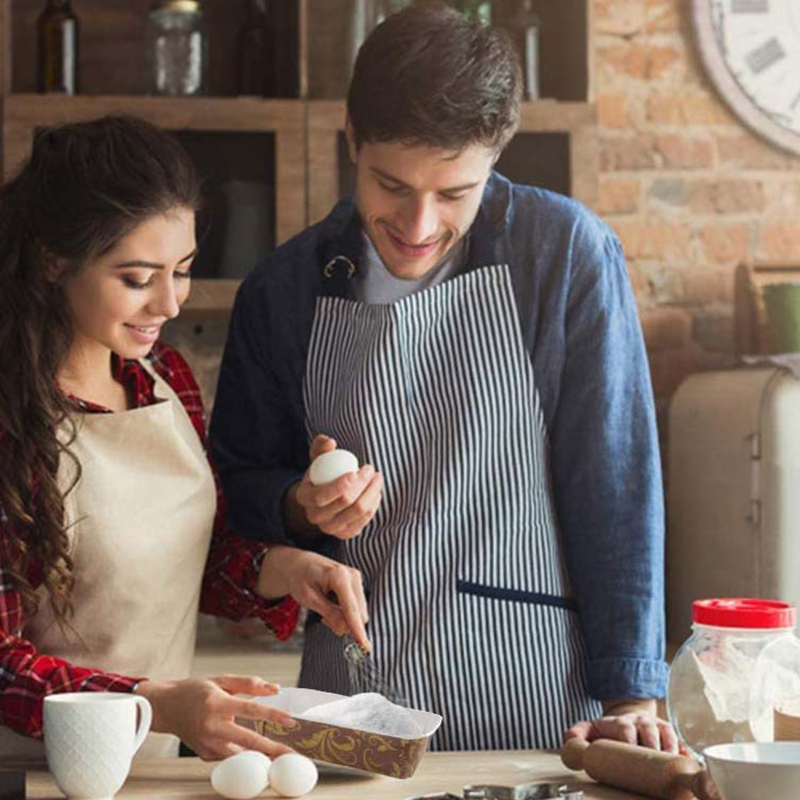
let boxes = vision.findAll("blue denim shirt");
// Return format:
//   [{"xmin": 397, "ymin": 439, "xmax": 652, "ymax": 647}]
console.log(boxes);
[{"xmin": 210, "ymin": 171, "xmax": 669, "ymax": 701}]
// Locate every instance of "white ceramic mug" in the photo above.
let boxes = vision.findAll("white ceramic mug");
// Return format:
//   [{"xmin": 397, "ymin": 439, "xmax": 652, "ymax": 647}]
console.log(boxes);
[{"xmin": 43, "ymin": 692, "xmax": 152, "ymax": 799}]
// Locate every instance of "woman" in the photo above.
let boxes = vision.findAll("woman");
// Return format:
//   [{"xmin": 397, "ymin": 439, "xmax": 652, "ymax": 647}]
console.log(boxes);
[{"xmin": 0, "ymin": 116, "xmax": 368, "ymax": 762}]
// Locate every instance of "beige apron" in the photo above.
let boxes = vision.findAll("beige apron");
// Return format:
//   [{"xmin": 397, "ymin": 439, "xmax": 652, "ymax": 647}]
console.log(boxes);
[{"xmin": 0, "ymin": 361, "xmax": 216, "ymax": 761}]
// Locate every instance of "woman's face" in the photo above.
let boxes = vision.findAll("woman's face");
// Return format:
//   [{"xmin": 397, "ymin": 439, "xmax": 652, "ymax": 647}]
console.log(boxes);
[{"xmin": 62, "ymin": 208, "xmax": 196, "ymax": 361}]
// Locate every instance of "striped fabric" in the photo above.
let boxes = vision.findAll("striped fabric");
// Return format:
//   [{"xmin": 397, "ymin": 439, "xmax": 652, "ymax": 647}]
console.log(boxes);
[{"xmin": 299, "ymin": 265, "xmax": 601, "ymax": 750}]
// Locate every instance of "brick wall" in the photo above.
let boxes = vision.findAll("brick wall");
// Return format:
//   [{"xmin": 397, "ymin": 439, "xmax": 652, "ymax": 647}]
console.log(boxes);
[{"xmin": 592, "ymin": 0, "xmax": 800, "ymax": 414}]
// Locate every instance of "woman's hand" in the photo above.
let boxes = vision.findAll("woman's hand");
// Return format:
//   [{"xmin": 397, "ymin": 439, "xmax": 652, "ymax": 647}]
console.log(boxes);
[
  {"xmin": 284, "ymin": 435, "xmax": 383, "ymax": 540},
  {"xmin": 564, "ymin": 699, "xmax": 680, "ymax": 753},
  {"xmin": 257, "ymin": 545, "xmax": 370, "ymax": 650},
  {"xmin": 135, "ymin": 675, "xmax": 297, "ymax": 761}
]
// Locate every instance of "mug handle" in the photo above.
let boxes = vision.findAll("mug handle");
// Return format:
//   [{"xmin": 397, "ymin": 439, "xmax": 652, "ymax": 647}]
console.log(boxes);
[{"xmin": 131, "ymin": 696, "xmax": 152, "ymax": 755}]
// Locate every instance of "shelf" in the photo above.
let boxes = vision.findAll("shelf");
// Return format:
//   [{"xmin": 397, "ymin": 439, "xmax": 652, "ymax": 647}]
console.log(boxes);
[
  {"xmin": 6, "ymin": 0, "xmax": 303, "ymax": 98},
  {"xmin": 307, "ymin": 0, "xmax": 592, "ymax": 102},
  {"xmin": 307, "ymin": 99, "xmax": 598, "ymax": 224},
  {"xmin": 0, "ymin": 3, "xmax": 596, "ymax": 314},
  {"xmin": 2, "ymin": 93, "xmax": 304, "ymax": 132},
  {"xmin": 1, "ymin": 94, "xmax": 306, "ymax": 246}
]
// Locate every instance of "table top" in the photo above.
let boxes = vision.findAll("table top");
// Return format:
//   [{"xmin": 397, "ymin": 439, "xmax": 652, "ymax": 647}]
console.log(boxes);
[{"xmin": 20, "ymin": 750, "xmax": 648, "ymax": 799}]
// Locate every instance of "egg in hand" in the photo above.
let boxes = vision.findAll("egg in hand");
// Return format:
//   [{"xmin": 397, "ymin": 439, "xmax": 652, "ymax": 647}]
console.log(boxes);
[{"xmin": 308, "ymin": 449, "xmax": 359, "ymax": 486}]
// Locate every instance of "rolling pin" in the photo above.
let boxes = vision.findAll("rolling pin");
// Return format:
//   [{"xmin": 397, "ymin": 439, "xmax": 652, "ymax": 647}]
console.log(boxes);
[{"xmin": 561, "ymin": 738, "xmax": 717, "ymax": 800}]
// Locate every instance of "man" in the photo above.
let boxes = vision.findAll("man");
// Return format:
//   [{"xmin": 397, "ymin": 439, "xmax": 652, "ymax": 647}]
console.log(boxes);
[{"xmin": 211, "ymin": 5, "xmax": 669, "ymax": 752}]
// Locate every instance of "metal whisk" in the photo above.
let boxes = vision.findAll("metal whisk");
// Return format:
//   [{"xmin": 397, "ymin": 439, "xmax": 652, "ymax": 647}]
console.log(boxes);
[{"xmin": 343, "ymin": 636, "xmax": 409, "ymax": 707}]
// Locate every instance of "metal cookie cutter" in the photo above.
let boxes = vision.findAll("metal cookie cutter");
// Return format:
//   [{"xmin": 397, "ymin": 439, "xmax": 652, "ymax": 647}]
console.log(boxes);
[
  {"xmin": 406, "ymin": 783, "xmax": 583, "ymax": 800},
  {"xmin": 464, "ymin": 783, "xmax": 583, "ymax": 800}
]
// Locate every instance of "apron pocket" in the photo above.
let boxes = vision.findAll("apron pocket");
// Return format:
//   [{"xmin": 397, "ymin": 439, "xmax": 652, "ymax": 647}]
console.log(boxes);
[{"xmin": 455, "ymin": 579, "xmax": 577, "ymax": 612}]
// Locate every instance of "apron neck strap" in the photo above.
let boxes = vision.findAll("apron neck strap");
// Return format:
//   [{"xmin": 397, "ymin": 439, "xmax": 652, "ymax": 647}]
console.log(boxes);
[{"xmin": 317, "ymin": 210, "xmax": 363, "ymax": 299}]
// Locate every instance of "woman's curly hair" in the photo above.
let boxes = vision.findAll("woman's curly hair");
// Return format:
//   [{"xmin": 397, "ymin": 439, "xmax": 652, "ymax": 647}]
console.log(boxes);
[{"xmin": 0, "ymin": 115, "xmax": 200, "ymax": 623}]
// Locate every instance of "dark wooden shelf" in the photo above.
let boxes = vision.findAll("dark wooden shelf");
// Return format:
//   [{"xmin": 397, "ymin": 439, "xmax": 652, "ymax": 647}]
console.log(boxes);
[
  {"xmin": 2, "ymin": 94, "xmax": 306, "ymax": 246},
  {"xmin": 0, "ymin": 2, "xmax": 596, "ymax": 314}
]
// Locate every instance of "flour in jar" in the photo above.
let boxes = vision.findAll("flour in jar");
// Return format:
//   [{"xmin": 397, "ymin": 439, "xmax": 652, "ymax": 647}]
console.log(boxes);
[
  {"xmin": 669, "ymin": 645, "xmax": 755, "ymax": 753},
  {"xmin": 671, "ymin": 636, "xmax": 800, "ymax": 752}
]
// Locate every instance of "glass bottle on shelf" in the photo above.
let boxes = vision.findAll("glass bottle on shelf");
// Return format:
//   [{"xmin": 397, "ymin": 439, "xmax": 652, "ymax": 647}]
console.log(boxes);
[
  {"xmin": 237, "ymin": 0, "xmax": 278, "ymax": 96},
  {"xmin": 499, "ymin": 0, "xmax": 540, "ymax": 100},
  {"xmin": 346, "ymin": 0, "xmax": 410, "ymax": 82},
  {"xmin": 273, "ymin": 0, "xmax": 300, "ymax": 98},
  {"xmin": 146, "ymin": 0, "xmax": 207, "ymax": 96},
  {"xmin": 37, "ymin": 0, "xmax": 79, "ymax": 95}
]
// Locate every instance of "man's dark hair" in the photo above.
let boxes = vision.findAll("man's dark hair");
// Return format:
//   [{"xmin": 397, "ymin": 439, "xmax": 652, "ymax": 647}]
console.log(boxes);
[{"xmin": 347, "ymin": 3, "xmax": 522, "ymax": 153}]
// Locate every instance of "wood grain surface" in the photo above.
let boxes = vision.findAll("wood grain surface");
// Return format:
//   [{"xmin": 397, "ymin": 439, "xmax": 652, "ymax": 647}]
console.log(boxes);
[{"xmin": 20, "ymin": 750, "xmax": 648, "ymax": 799}]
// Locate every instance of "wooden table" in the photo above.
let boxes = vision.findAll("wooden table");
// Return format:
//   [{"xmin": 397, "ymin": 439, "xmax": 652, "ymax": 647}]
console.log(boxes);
[{"xmin": 21, "ymin": 751, "xmax": 647, "ymax": 799}]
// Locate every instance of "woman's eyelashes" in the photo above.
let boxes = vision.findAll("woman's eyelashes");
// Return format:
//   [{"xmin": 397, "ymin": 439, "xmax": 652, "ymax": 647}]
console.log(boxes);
[
  {"xmin": 121, "ymin": 269, "xmax": 192, "ymax": 290},
  {"xmin": 122, "ymin": 274, "xmax": 154, "ymax": 290}
]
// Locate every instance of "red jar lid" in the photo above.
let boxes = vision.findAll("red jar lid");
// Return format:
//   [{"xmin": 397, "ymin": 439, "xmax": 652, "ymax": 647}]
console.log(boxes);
[{"xmin": 692, "ymin": 598, "xmax": 796, "ymax": 628}]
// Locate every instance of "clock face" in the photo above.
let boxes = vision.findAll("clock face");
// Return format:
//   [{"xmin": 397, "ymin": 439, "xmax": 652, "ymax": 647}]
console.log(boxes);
[{"xmin": 694, "ymin": 0, "xmax": 800, "ymax": 155}]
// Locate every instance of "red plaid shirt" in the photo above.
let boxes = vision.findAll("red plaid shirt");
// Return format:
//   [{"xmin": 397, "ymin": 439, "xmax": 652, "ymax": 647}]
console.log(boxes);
[{"xmin": 0, "ymin": 341, "xmax": 299, "ymax": 739}]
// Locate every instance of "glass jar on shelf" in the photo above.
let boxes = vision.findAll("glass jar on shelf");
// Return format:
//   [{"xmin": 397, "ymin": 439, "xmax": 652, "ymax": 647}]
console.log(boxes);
[
  {"xmin": 146, "ymin": 0, "xmax": 207, "ymax": 96},
  {"xmin": 667, "ymin": 598, "xmax": 799, "ymax": 760}
]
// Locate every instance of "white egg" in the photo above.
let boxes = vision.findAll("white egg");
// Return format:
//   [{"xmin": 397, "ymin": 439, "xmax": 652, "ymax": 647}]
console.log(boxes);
[
  {"xmin": 308, "ymin": 449, "xmax": 359, "ymax": 486},
  {"xmin": 268, "ymin": 753, "xmax": 319, "ymax": 797},
  {"xmin": 234, "ymin": 750, "xmax": 272, "ymax": 772},
  {"xmin": 210, "ymin": 751, "xmax": 270, "ymax": 799}
]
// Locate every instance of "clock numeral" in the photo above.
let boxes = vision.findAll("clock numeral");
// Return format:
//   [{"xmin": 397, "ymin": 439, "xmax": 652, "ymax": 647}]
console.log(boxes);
[
  {"xmin": 745, "ymin": 37, "xmax": 786, "ymax": 74},
  {"xmin": 731, "ymin": 0, "xmax": 769, "ymax": 12}
]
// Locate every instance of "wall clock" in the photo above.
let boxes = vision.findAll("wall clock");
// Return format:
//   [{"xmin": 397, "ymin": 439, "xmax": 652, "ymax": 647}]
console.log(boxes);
[{"xmin": 693, "ymin": 0, "xmax": 800, "ymax": 156}]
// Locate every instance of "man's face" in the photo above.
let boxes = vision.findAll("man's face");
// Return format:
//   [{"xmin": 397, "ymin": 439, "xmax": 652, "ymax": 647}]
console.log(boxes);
[{"xmin": 347, "ymin": 126, "xmax": 496, "ymax": 280}]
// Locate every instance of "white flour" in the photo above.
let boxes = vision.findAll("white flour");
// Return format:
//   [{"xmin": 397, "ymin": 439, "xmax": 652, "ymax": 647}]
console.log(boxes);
[{"xmin": 297, "ymin": 692, "xmax": 423, "ymax": 739}]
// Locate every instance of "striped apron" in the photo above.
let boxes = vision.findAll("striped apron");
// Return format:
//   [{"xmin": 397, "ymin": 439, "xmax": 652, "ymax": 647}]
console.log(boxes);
[{"xmin": 299, "ymin": 263, "xmax": 601, "ymax": 750}]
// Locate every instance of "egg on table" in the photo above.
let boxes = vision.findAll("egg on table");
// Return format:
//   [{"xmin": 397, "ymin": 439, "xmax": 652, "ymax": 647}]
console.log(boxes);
[
  {"xmin": 308, "ymin": 449, "xmax": 359, "ymax": 486},
  {"xmin": 210, "ymin": 751, "xmax": 270, "ymax": 799},
  {"xmin": 269, "ymin": 753, "xmax": 319, "ymax": 797}
]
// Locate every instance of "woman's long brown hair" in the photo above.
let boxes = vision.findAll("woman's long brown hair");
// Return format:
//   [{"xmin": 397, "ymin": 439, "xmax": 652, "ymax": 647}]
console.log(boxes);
[{"xmin": 0, "ymin": 116, "xmax": 201, "ymax": 623}]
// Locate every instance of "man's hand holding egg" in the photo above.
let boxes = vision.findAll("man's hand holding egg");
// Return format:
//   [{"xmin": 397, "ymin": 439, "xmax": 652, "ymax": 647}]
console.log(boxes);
[{"xmin": 290, "ymin": 435, "xmax": 383, "ymax": 541}]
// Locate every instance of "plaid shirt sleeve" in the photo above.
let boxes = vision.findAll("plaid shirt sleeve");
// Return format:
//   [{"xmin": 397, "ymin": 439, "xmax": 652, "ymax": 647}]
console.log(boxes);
[{"xmin": 147, "ymin": 343, "xmax": 299, "ymax": 640}]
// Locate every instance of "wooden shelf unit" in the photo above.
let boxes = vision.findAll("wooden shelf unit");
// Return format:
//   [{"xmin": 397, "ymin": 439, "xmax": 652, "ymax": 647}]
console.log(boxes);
[
  {"xmin": 1, "ymin": 94, "xmax": 306, "ymax": 246},
  {"xmin": 0, "ymin": 1, "xmax": 597, "ymax": 312}
]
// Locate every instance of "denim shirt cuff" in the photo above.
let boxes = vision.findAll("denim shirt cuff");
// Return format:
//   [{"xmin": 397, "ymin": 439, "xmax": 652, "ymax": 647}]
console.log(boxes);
[
  {"xmin": 267, "ymin": 469, "xmax": 306, "ymax": 543},
  {"xmin": 587, "ymin": 657, "xmax": 669, "ymax": 700}
]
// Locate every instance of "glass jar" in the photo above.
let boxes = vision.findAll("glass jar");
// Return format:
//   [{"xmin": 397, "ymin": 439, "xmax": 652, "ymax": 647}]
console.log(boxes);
[
  {"xmin": 146, "ymin": 0, "xmax": 207, "ymax": 96},
  {"xmin": 667, "ymin": 598, "xmax": 797, "ymax": 760}
]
